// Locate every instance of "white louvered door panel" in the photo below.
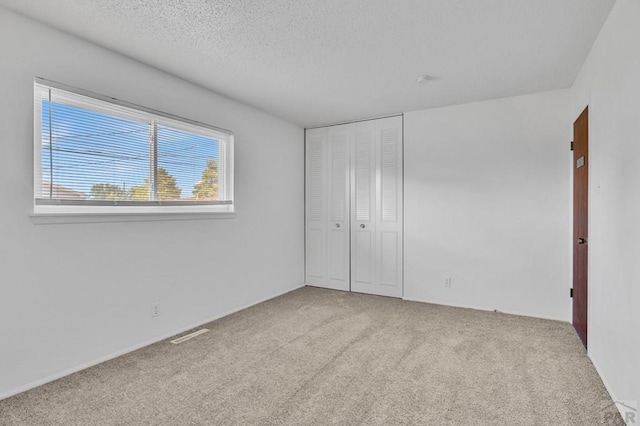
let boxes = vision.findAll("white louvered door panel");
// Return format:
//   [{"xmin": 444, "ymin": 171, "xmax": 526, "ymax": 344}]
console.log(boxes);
[
  {"xmin": 326, "ymin": 128, "xmax": 350, "ymax": 291},
  {"xmin": 375, "ymin": 118, "xmax": 403, "ymax": 297},
  {"xmin": 350, "ymin": 116, "xmax": 403, "ymax": 297},
  {"xmin": 305, "ymin": 128, "xmax": 328, "ymax": 287},
  {"xmin": 350, "ymin": 127, "xmax": 376, "ymax": 293}
]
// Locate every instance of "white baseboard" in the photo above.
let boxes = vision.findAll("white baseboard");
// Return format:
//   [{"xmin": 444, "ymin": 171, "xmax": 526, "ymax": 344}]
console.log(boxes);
[
  {"xmin": 588, "ymin": 355, "xmax": 631, "ymax": 423},
  {"xmin": 402, "ymin": 296, "xmax": 570, "ymax": 323},
  {"xmin": 0, "ymin": 284, "xmax": 306, "ymax": 401}
]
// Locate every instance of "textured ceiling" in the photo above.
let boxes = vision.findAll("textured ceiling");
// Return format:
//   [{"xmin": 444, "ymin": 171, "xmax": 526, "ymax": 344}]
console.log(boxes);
[{"xmin": 0, "ymin": 0, "xmax": 616, "ymax": 127}]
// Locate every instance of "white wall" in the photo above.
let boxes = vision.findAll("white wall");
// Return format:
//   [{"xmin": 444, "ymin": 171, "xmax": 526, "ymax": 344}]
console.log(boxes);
[
  {"xmin": 404, "ymin": 89, "xmax": 572, "ymax": 321},
  {"xmin": 571, "ymin": 0, "xmax": 640, "ymax": 405},
  {"xmin": 0, "ymin": 8, "xmax": 304, "ymax": 399}
]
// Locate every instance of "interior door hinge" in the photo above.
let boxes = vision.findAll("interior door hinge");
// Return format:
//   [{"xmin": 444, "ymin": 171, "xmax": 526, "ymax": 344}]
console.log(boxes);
[
  {"xmin": 570, "ymin": 288, "xmax": 574, "ymax": 298},
  {"xmin": 570, "ymin": 141, "xmax": 574, "ymax": 151}
]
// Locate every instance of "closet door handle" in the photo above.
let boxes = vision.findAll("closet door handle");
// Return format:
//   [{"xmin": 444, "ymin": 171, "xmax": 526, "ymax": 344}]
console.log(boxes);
[
  {"xmin": 335, "ymin": 223, "xmax": 340, "ymax": 228},
  {"xmin": 360, "ymin": 224, "xmax": 365, "ymax": 229}
]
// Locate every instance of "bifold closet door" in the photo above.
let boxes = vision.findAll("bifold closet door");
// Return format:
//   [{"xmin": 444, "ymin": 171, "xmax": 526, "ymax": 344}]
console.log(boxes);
[
  {"xmin": 305, "ymin": 126, "xmax": 350, "ymax": 291},
  {"xmin": 350, "ymin": 116, "xmax": 403, "ymax": 298},
  {"xmin": 305, "ymin": 116, "xmax": 402, "ymax": 298}
]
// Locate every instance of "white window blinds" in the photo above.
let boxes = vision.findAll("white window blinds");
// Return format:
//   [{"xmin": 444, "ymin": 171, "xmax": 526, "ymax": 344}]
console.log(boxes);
[{"xmin": 34, "ymin": 79, "xmax": 234, "ymax": 211}]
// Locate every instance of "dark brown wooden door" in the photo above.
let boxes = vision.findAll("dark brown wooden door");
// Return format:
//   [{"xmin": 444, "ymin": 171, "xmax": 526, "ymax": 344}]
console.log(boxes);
[{"xmin": 573, "ymin": 107, "xmax": 588, "ymax": 348}]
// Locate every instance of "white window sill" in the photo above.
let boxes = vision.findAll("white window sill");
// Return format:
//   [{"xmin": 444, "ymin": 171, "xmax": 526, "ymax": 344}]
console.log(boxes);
[{"xmin": 30, "ymin": 209, "xmax": 235, "ymax": 225}]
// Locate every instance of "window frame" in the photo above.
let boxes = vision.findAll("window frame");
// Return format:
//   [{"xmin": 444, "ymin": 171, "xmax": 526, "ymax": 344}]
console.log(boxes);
[{"xmin": 32, "ymin": 78, "xmax": 234, "ymax": 221}]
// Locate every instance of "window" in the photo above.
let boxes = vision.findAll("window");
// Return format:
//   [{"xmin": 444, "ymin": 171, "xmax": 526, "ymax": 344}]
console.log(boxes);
[{"xmin": 33, "ymin": 78, "xmax": 234, "ymax": 216}]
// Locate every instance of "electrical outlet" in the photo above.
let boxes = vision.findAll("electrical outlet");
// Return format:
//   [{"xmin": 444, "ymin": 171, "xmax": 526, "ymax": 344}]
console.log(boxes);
[
  {"xmin": 152, "ymin": 302, "xmax": 160, "ymax": 317},
  {"xmin": 444, "ymin": 277, "xmax": 452, "ymax": 288}
]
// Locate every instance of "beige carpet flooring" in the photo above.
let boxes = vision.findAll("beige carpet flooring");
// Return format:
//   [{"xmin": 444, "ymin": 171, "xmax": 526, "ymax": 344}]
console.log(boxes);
[{"xmin": 0, "ymin": 287, "xmax": 621, "ymax": 425}]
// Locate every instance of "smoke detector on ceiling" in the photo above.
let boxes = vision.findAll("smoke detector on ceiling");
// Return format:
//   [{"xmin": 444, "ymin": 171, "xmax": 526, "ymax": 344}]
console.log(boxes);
[{"xmin": 416, "ymin": 75, "xmax": 434, "ymax": 84}]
